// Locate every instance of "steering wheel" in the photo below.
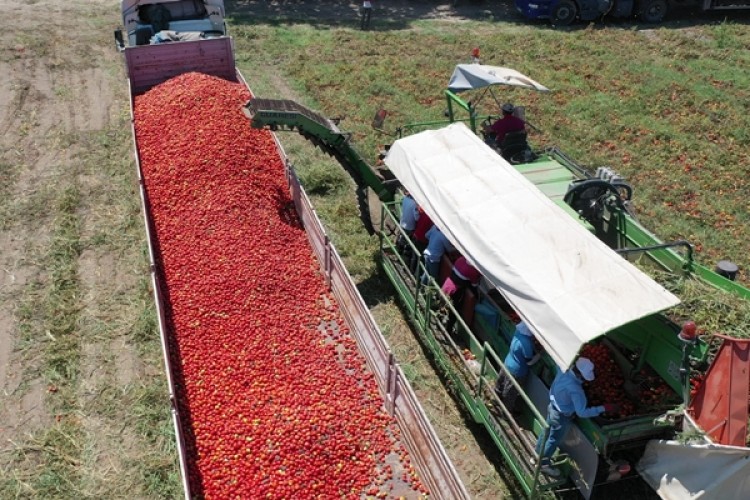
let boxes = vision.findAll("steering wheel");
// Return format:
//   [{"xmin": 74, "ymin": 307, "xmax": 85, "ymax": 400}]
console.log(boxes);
[
  {"xmin": 480, "ymin": 117, "xmax": 496, "ymax": 145},
  {"xmin": 564, "ymin": 179, "xmax": 632, "ymax": 222}
]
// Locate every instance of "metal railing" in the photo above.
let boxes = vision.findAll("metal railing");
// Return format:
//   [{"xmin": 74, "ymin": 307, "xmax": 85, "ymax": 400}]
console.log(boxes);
[
  {"xmin": 273, "ymin": 132, "xmax": 471, "ymax": 499},
  {"xmin": 128, "ymin": 81, "xmax": 193, "ymax": 500},
  {"xmin": 379, "ymin": 201, "xmax": 558, "ymax": 498}
]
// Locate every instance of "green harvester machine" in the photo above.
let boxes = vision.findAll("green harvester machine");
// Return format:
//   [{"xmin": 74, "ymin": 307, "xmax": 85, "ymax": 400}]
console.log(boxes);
[{"xmin": 242, "ymin": 64, "xmax": 750, "ymax": 499}]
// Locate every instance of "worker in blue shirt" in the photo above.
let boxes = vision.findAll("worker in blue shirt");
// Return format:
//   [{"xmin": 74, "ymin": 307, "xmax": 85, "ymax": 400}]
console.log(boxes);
[
  {"xmin": 421, "ymin": 225, "xmax": 454, "ymax": 285},
  {"xmin": 494, "ymin": 321, "xmax": 540, "ymax": 414},
  {"xmin": 397, "ymin": 191, "xmax": 419, "ymax": 257},
  {"xmin": 534, "ymin": 357, "xmax": 617, "ymax": 477}
]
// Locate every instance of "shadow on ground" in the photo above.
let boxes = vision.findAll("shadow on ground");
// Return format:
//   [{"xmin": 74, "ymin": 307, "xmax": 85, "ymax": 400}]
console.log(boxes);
[
  {"xmin": 227, "ymin": 0, "xmax": 750, "ymax": 31},
  {"xmin": 228, "ymin": 0, "xmax": 528, "ymax": 31}
]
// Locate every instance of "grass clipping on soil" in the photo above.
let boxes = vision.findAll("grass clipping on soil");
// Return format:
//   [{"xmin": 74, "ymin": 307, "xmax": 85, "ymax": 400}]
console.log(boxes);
[{"xmin": 649, "ymin": 269, "xmax": 750, "ymax": 339}]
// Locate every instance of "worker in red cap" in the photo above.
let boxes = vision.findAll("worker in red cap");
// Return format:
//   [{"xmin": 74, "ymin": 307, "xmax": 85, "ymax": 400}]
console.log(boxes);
[
  {"xmin": 485, "ymin": 102, "xmax": 525, "ymax": 147},
  {"xmin": 533, "ymin": 357, "xmax": 618, "ymax": 477}
]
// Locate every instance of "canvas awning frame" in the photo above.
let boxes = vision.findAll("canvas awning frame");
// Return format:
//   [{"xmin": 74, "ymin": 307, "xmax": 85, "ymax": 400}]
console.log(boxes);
[{"xmin": 384, "ymin": 123, "xmax": 680, "ymax": 370}]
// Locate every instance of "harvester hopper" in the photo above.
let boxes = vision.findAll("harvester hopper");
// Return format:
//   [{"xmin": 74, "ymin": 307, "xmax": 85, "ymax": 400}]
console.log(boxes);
[{"xmin": 689, "ymin": 335, "xmax": 750, "ymax": 447}]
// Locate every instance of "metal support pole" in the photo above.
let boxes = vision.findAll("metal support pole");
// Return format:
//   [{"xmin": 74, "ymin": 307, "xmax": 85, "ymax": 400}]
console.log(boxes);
[{"xmin": 679, "ymin": 333, "xmax": 697, "ymax": 406}]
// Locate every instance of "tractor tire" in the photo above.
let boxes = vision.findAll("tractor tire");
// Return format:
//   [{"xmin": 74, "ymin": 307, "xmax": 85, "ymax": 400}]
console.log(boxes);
[
  {"xmin": 551, "ymin": 0, "xmax": 578, "ymax": 26},
  {"xmin": 639, "ymin": 0, "xmax": 667, "ymax": 22}
]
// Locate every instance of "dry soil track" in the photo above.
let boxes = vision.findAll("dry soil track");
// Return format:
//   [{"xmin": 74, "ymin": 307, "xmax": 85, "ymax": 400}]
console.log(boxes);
[{"xmin": 0, "ymin": 0, "xmax": 182, "ymax": 497}]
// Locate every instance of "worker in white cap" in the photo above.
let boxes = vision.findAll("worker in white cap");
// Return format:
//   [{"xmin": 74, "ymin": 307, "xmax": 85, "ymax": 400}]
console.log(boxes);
[{"xmin": 533, "ymin": 356, "xmax": 618, "ymax": 477}]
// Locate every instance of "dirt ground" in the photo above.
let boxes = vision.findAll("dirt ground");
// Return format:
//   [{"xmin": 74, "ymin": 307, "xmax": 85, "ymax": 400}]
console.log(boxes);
[
  {"xmin": 1, "ymin": 0, "xmax": 99, "ymax": 458},
  {"xmin": 0, "ymin": 0, "xmax": 182, "ymax": 496},
  {"xmin": 234, "ymin": 0, "xmax": 522, "ymax": 22}
]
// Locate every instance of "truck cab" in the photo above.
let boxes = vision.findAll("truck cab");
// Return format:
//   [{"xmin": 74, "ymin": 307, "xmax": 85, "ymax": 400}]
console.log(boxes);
[
  {"xmin": 119, "ymin": 0, "xmax": 226, "ymax": 47},
  {"xmin": 515, "ymin": 0, "xmax": 668, "ymax": 25}
]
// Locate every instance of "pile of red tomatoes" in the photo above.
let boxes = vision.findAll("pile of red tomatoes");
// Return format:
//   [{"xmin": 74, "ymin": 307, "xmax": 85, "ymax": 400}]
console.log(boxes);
[
  {"xmin": 134, "ymin": 72, "xmax": 427, "ymax": 498},
  {"xmin": 581, "ymin": 343, "xmax": 677, "ymax": 419}
]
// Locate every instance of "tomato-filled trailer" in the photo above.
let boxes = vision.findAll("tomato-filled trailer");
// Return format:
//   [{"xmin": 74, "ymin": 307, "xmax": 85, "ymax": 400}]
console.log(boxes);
[{"xmin": 115, "ymin": 2, "xmax": 469, "ymax": 498}]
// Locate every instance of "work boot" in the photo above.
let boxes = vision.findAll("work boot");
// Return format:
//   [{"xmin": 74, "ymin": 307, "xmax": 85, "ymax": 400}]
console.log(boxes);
[
  {"xmin": 530, "ymin": 457, "xmax": 561, "ymax": 478},
  {"xmin": 493, "ymin": 382, "xmax": 502, "ymax": 400},
  {"xmin": 541, "ymin": 465, "xmax": 561, "ymax": 477}
]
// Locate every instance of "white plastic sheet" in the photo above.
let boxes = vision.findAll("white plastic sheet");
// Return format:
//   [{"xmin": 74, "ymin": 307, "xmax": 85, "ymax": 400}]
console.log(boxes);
[
  {"xmin": 638, "ymin": 440, "xmax": 750, "ymax": 499},
  {"xmin": 384, "ymin": 123, "xmax": 680, "ymax": 369}
]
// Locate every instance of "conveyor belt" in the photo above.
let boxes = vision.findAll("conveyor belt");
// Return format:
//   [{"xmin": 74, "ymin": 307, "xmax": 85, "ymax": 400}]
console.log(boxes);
[
  {"xmin": 244, "ymin": 98, "xmax": 343, "ymax": 133},
  {"xmin": 243, "ymin": 98, "xmax": 398, "ymax": 235}
]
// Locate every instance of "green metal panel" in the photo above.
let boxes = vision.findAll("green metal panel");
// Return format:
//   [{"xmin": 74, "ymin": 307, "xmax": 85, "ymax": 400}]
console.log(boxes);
[
  {"xmin": 514, "ymin": 159, "xmax": 577, "ymax": 182},
  {"xmin": 534, "ymin": 180, "xmax": 574, "ymax": 199},
  {"xmin": 508, "ymin": 153, "xmax": 594, "ymax": 233},
  {"xmin": 606, "ymin": 317, "xmax": 688, "ymax": 394}
]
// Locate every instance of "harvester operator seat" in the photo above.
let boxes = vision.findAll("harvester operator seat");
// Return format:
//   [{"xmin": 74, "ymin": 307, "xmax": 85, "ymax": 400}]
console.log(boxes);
[{"xmin": 499, "ymin": 130, "xmax": 530, "ymax": 163}]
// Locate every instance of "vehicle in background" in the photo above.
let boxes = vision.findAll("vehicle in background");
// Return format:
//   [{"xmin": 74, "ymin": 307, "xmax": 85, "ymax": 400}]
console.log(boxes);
[
  {"xmin": 515, "ymin": 0, "xmax": 750, "ymax": 26},
  {"xmin": 116, "ymin": 0, "xmax": 226, "ymax": 48}
]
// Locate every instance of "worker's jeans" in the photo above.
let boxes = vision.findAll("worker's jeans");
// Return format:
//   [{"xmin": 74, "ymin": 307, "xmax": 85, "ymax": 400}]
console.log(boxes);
[
  {"xmin": 494, "ymin": 370, "xmax": 526, "ymax": 415},
  {"xmin": 536, "ymin": 403, "xmax": 572, "ymax": 461},
  {"xmin": 421, "ymin": 258, "xmax": 440, "ymax": 285},
  {"xmin": 360, "ymin": 7, "xmax": 372, "ymax": 29}
]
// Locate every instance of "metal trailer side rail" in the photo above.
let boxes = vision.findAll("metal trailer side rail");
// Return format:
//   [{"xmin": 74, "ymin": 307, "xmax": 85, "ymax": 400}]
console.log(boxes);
[
  {"xmin": 271, "ymin": 129, "xmax": 471, "ymax": 500},
  {"xmin": 127, "ymin": 78, "xmax": 193, "ymax": 500}
]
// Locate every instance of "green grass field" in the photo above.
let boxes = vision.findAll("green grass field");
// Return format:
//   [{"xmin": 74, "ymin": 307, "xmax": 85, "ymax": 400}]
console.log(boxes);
[
  {"xmin": 232, "ymin": 15, "xmax": 750, "ymax": 284},
  {"xmin": 228, "ymin": 7, "xmax": 750, "ymax": 497}
]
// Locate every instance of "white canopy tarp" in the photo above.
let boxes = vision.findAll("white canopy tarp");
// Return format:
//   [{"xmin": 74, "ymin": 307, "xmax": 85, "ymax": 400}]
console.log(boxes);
[
  {"xmin": 637, "ymin": 440, "xmax": 750, "ymax": 499},
  {"xmin": 384, "ymin": 123, "xmax": 680, "ymax": 369},
  {"xmin": 447, "ymin": 64, "xmax": 551, "ymax": 93}
]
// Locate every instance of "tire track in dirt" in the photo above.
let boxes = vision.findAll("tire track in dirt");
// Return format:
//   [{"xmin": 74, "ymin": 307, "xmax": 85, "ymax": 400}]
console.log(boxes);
[
  {"xmin": 0, "ymin": 53, "xmax": 59, "ymax": 492},
  {"xmin": 0, "ymin": 0, "xmax": 176, "ymax": 495}
]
